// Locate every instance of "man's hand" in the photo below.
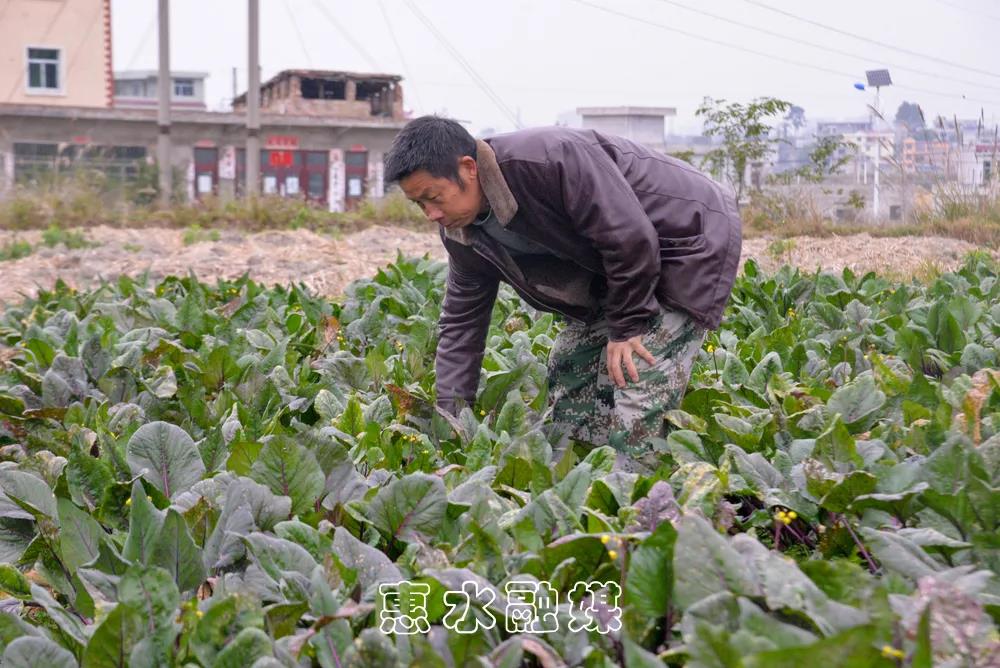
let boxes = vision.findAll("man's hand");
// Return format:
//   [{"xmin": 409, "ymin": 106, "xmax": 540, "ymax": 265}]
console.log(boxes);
[{"xmin": 606, "ymin": 336, "xmax": 656, "ymax": 388}]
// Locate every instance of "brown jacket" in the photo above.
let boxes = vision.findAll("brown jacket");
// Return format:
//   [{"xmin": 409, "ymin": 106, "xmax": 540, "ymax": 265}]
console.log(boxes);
[{"xmin": 436, "ymin": 127, "xmax": 742, "ymax": 412}]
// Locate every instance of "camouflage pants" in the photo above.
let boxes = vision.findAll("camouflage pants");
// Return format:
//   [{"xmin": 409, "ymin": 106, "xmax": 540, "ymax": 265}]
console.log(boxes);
[{"xmin": 547, "ymin": 306, "xmax": 706, "ymax": 474}]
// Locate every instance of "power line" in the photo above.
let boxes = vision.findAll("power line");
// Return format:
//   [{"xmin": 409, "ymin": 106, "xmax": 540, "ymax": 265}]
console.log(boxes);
[
  {"xmin": 566, "ymin": 0, "xmax": 1000, "ymax": 107},
  {"xmin": 66, "ymin": 8, "xmax": 104, "ymax": 82},
  {"xmin": 567, "ymin": 0, "xmax": 857, "ymax": 80},
  {"xmin": 739, "ymin": 0, "xmax": 1000, "ymax": 80},
  {"xmin": 310, "ymin": 0, "xmax": 381, "ymax": 71},
  {"xmin": 283, "ymin": 0, "xmax": 313, "ymax": 68},
  {"xmin": 378, "ymin": 0, "xmax": 425, "ymax": 112},
  {"xmin": 124, "ymin": 13, "xmax": 156, "ymax": 70},
  {"xmin": 644, "ymin": 0, "xmax": 1000, "ymax": 94},
  {"xmin": 402, "ymin": 0, "xmax": 520, "ymax": 127},
  {"xmin": 402, "ymin": 0, "xmax": 519, "ymax": 126},
  {"xmin": 929, "ymin": 0, "xmax": 1000, "ymax": 22}
]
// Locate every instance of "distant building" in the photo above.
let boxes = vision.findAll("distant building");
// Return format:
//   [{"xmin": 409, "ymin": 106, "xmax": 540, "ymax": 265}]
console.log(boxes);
[
  {"xmin": 232, "ymin": 69, "xmax": 405, "ymax": 121},
  {"xmin": 1, "ymin": 6, "xmax": 408, "ymax": 211},
  {"xmin": 0, "ymin": 0, "xmax": 112, "ymax": 108},
  {"xmin": 663, "ymin": 134, "xmax": 716, "ymax": 165},
  {"xmin": 0, "ymin": 104, "xmax": 405, "ymax": 210},
  {"xmin": 935, "ymin": 118, "xmax": 990, "ymax": 146},
  {"xmin": 975, "ymin": 142, "xmax": 998, "ymax": 187},
  {"xmin": 816, "ymin": 120, "xmax": 870, "ymax": 137},
  {"xmin": 901, "ymin": 137, "xmax": 953, "ymax": 174},
  {"xmin": 113, "ymin": 71, "xmax": 209, "ymax": 111},
  {"xmin": 841, "ymin": 130, "xmax": 895, "ymax": 162},
  {"xmin": 576, "ymin": 106, "xmax": 677, "ymax": 152}
]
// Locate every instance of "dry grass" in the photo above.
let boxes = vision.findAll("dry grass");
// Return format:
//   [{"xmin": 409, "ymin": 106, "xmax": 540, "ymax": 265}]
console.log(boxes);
[
  {"xmin": 743, "ymin": 187, "xmax": 1000, "ymax": 247},
  {"xmin": 743, "ymin": 215, "xmax": 1000, "ymax": 247},
  {"xmin": 0, "ymin": 169, "xmax": 430, "ymax": 234},
  {"xmin": 3, "ymin": 169, "xmax": 998, "ymax": 247}
]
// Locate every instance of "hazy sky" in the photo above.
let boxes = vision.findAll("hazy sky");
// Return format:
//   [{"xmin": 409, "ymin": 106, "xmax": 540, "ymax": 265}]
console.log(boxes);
[{"xmin": 112, "ymin": 0, "xmax": 1000, "ymax": 136}]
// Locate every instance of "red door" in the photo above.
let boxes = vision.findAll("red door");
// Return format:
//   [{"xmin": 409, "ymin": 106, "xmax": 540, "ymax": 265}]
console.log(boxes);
[
  {"xmin": 234, "ymin": 148, "xmax": 325, "ymax": 204},
  {"xmin": 263, "ymin": 149, "xmax": 303, "ymax": 196},
  {"xmin": 344, "ymin": 149, "xmax": 367, "ymax": 210},
  {"xmin": 193, "ymin": 147, "xmax": 218, "ymax": 199},
  {"xmin": 303, "ymin": 151, "xmax": 328, "ymax": 205}
]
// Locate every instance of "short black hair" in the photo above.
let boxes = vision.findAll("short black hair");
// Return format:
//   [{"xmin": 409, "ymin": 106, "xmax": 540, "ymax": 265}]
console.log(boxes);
[{"xmin": 384, "ymin": 115, "xmax": 476, "ymax": 184}]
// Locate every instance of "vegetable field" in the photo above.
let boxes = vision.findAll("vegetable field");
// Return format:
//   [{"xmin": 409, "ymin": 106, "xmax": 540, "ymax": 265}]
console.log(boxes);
[{"xmin": 0, "ymin": 252, "xmax": 998, "ymax": 667}]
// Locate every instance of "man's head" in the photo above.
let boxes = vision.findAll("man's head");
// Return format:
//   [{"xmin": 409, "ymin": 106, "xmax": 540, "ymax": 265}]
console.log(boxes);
[{"xmin": 385, "ymin": 116, "xmax": 485, "ymax": 230}]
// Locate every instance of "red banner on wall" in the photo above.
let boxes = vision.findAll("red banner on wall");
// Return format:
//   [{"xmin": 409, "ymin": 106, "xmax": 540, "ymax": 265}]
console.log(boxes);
[
  {"xmin": 266, "ymin": 135, "xmax": 299, "ymax": 149},
  {"xmin": 268, "ymin": 150, "xmax": 294, "ymax": 167}
]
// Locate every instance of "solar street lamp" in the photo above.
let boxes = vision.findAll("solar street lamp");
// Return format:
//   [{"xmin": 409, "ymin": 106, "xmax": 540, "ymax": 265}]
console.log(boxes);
[{"xmin": 865, "ymin": 70, "xmax": 892, "ymax": 219}]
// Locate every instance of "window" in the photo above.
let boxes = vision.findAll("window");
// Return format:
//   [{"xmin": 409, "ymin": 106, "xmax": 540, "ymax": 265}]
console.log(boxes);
[
  {"xmin": 115, "ymin": 81, "xmax": 149, "ymax": 97},
  {"xmin": 13, "ymin": 143, "xmax": 147, "ymax": 185},
  {"xmin": 308, "ymin": 173, "xmax": 324, "ymax": 198},
  {"xmin": 174, "ymin": 78, "xmax": 194, "ymax": 97},
  {"xmin": 27, "ymin": 47, "xmax": 60, "ymax": 92},
  {"xmin": 354, "ymin": 81, "xmax": 388, "ymax": 101},
  {"xmin": 114, "ymin": 80, "xmax": 147, "ymax": 97},
  {"xmin": 345, "ymin": 151, "xmax": 367, "ymax": 167},
  {"xmin": 109, "ymin": 146, "xmax": 147, "ymax": 161},
  {"xmin": 305, "ymin": 151, "xmax": 327, "ymax": 166},
  {"xmin": 300, "ymin": 77, "xmax": 345, "ymax": 100},
  {"xmin": 14, "ymin": 143, "xmax": 58, "ymax": 159}
]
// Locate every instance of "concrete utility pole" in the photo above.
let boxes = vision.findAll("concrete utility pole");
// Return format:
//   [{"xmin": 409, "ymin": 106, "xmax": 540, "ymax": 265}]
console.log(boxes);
[
  {"xmin": 157, "ymin": 0, "xmax": 171, "ymax": 206},
  {"xmin": 873, "ymin": 87, "xmax": 881, "ymax": 220},
  {"xmin": 246, "ymin": 0, "xmax": 261, "ymax": 198}
]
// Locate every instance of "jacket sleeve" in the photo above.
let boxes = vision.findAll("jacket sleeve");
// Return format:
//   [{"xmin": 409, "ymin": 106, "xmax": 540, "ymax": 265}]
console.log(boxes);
[
  {"xmin": 435, "ymin": 251, "xmax": 500, "ymax": 415},
  {"xmin": 552, "ymin": 139, "xmax": 661, "ymax": 341}
]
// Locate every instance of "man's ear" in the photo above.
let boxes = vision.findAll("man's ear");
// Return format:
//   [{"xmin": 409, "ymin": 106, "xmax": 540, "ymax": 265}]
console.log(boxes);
[{"xmin": 458, "ymin": 155, "xmax": 478, "ymax": 182}]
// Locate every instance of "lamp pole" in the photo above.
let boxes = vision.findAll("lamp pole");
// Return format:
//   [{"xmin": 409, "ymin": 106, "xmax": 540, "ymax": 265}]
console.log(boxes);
[
  {"xmin": 873, "ymin": 86, "xmax": 881, "ymax": 220},
  {"xmin": 863, "ymin": 70, "xmax": 892, "ymax": 221}
]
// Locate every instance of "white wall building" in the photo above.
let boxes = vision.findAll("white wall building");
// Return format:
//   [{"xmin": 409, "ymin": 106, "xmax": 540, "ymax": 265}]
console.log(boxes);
[
  {"xmin": 576, "ymin": 106, "xmax": 676, "ymax": 152},
  {"xmin": 113, "ymin": 70, "xmax": 209, "ymax": 111}
]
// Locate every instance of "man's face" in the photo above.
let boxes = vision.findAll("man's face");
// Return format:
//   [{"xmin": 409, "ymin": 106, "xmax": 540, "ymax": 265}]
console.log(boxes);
[{"xmin": 400, "ymin": 156, "xmax": 484, "ymax": 230}]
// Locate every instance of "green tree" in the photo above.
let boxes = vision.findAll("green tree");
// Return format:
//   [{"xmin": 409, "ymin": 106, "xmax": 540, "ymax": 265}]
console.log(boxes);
[
  {"xmin": 769, "ymin": 134, "xmax": 856, "ymax": 185},
  {"xmin": 696, "ymin": 96, "xmax": 792, "ymax": 202},
  {"xmin": 894, "ymin": 101, "xmax": 925, "ymax": 132},
  {"xmin": 785, "ymin": 105, "xmax": 807, "ymax": 135}
]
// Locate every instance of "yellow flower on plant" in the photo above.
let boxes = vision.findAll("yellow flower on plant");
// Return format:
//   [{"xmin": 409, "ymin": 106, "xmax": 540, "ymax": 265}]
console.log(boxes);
[
  {"xmin": 125, "ymin": 498, "xmax": 132, "ymax": 507},
  {"xmin": 880, "ymin": 645, "xmax": 904, "ymax": 660},
  {"xmin": 774, "ymin": 510, "xmax": 792, "ymax": 525},
  {"xmin": 479, "ymin": 409, "xmax": 486, "ymax": 416},
  {"xmin": 706, "ymin": 344, "xmax": 715, "ymax": 353},
  {"xmin": 607, "ymin": 550, "xmax": 618, "ymax": 560},
  {"xmin": 787, "ymin": 510, "xmax": 797, "ymax": 520},
  {"xmin": 600, "ymin": 534, "xmax": 611, "ymax": 544},
  {"xmin": 195, "ymin": 610, "xmax": 204, "ymax": 619}
]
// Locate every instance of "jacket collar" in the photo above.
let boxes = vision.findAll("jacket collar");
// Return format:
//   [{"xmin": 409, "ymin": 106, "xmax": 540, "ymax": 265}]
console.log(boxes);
[{"xmin": 444, "ymin": 139, "xmax": 518, "ymax": 246}]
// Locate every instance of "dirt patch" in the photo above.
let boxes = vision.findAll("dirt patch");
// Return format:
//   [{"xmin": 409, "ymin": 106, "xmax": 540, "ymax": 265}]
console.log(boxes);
[
  {"xmin": 740, "ymin": 233, "xmax": 994, "ymax": 277},
  {"xmin": 0, "ymin": 225, "xmax": 442, "ymax": 306},
  {"xmin": 0, "ymin": 225, "xmax": 994, "ymax": 306}
]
